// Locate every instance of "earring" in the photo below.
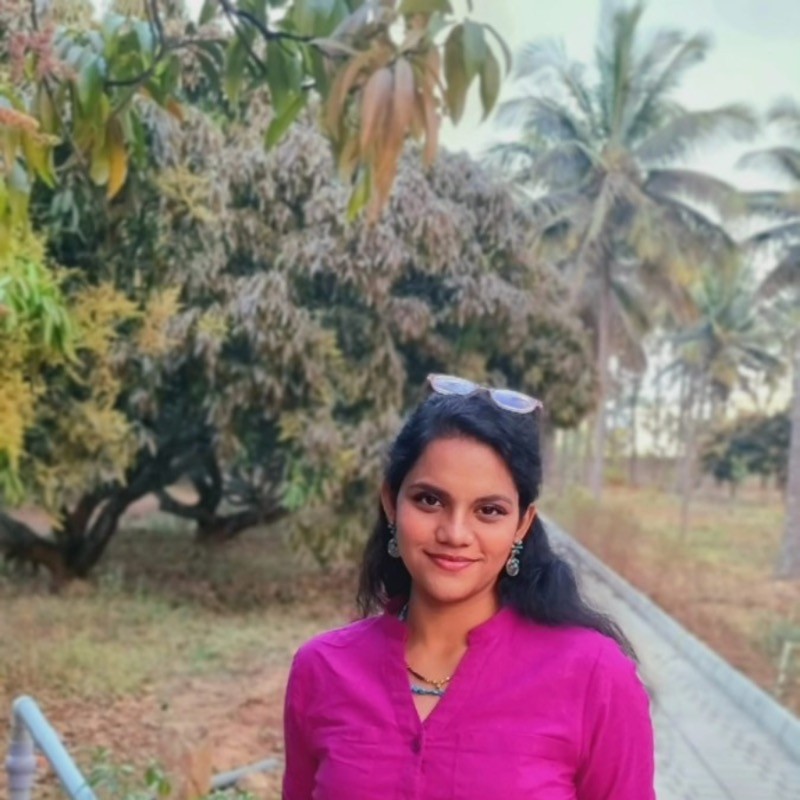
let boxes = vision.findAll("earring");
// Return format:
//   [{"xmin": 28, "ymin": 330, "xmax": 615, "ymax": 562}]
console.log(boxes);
[
  {"xmin": 505, "ymin": 540, "xmax": 523, "ymax": 577},
  {"xmin": 387, "ymin": 522, "xmax": 400, "ymax": 558}
]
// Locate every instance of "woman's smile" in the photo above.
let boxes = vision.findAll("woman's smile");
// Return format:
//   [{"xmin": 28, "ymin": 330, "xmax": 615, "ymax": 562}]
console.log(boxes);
[{"xmin": 426, "ymin": 551, "xmax": 479, "ymax": 572}]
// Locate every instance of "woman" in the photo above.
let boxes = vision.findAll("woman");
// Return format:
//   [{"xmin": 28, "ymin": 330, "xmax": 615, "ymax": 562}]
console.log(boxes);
[{"xmin": 283, "ymin": 375, "xmax": 655, "ymax": 799}]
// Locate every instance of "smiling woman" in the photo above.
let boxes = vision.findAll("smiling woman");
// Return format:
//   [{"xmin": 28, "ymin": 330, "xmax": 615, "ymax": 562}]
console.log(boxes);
[{"xmin": 282, "ymin": 375, "xmax": 655, "ymax": 800}]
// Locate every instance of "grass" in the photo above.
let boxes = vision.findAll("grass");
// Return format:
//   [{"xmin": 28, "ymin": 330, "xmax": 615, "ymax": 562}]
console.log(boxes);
[
  {"xmin": 544, "ymin": 482, "xmax": 800, "ymax": 714},
  {"xmin": 0, "ymin": 512, "xmax": 351, "ymax": 719}
]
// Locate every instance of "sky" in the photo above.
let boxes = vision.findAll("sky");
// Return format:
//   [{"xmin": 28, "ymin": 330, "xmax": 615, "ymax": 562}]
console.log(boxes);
[{"xmin": 442, "ymin": 0, "xmax": 800, "ymax": 191}]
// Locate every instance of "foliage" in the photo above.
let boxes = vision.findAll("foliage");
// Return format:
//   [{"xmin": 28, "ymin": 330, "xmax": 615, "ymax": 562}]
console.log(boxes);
[
  {"xmin": 1, "ymin": 0, "xmax": 509, "ymax": 229},
  {"xmin": 670, "ymin": 261, "xmax": 784, "ymax": 403},
  {"xmin": 1, "ymin": 86, "xmax": 595, "ymax": 578},
  {"xmin": 87, "ymin": 748, "xmax": 257, "ymax": 799},
  {"xmin": 485, "ymin": 2, "xmax": 758, "ymax": 497},
  {"xmin": 700, "ymin": 412, "xmax": 790, "ymax": 492}
]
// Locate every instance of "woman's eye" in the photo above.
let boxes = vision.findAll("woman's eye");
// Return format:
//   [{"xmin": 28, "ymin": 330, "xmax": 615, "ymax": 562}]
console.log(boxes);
[
  {"xmin": 415, "ymin": 493, "xmax": 441, "ymax": 508},
  {"xmin": 479, "ymin": 505, "xmax": 506, "ymax": 517}
]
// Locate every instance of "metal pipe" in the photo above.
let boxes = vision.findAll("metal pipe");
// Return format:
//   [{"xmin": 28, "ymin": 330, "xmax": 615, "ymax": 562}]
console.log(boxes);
[{"xmin": 8, "ymin": 696, "xmax": 97, "ymax": 800}]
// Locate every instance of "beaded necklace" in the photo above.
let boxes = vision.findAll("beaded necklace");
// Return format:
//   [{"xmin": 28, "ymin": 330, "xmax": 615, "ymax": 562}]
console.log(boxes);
[{"xmin": 399, "ymin": 604, "xmax": 450, "ymax": 698}]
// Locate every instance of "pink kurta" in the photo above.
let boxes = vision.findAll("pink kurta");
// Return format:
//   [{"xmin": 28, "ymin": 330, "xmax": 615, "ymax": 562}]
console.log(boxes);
[{"xmin": 283, "ymin": 606, "xmax": 655, "ymax": 800}]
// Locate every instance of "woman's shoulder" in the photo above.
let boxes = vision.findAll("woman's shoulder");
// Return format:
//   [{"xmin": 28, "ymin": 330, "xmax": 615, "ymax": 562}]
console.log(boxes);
[
  {"xmin": 291, "ymin": 615, "xmax": 387, "ymax": 670},
  {"xmin": 509, "ymin": 611, "xmax": 636, "ymax": 673}
]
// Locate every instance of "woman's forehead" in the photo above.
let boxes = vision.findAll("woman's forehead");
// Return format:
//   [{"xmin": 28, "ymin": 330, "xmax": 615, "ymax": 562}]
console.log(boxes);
[{"xmin": 405, "ymin": 437, "xmax": 516, "ymax": 495}]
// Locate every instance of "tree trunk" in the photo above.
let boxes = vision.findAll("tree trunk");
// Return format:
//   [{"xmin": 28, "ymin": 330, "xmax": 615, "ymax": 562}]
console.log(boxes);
[
  {"xmin": 589, "ymin": 278, "xmax": 611, "ymax": 499},
  {"xmin": 628, "ymin": 375, "xmax": 641, "ymax": 487},
  {"xmin": 672, "ymin": 367, "xmax": 688, "ymax": 494},
  {"xmin": 679, "ymin": 369, "xmax": 708, "ymax": 540},
  {"xmin": 775, "ymin": 338, "xmax": 800, "ymax": 579},
  {"xmin": 0, "ymin": 437, "xmax": 212, "ymax": 583}
]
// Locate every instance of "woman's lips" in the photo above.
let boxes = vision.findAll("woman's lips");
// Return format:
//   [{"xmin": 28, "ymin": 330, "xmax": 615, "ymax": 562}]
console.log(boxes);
[{"xmin": 426, "ymin": 553, "xmax": 477, "ymax": 572}]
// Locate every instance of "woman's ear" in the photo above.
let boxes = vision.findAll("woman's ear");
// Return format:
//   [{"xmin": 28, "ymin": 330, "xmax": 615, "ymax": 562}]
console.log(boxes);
[
  {"xmin": 517, "ymin": 503, "xmax": 537, "ymax": 540},
  {"xmin": 380, "ymin": 481, "xmax": 396, "ymax": 524}
]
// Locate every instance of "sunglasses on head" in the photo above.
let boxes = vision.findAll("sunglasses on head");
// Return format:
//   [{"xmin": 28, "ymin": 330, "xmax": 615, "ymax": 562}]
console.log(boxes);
[{"xmin": 426, "ymin": 374, "xmax": 543, "ymax": 415}]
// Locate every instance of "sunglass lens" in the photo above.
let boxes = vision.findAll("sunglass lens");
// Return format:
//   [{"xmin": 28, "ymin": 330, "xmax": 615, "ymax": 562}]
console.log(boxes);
[
  {"xmin": 429, "ymin": 374, "xmax": 478, "ymax": 396},
  {"xmin": 491, "ymin": 389, "xmax": 541, "ymax": 414}
]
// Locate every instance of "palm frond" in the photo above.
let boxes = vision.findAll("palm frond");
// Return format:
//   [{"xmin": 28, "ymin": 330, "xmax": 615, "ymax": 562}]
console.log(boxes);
[
  {"xmin": 645, "ymin": 169, "xmax": 743, "ymax": 217},
  {"xmin": 514, "ymin": 40, "xmax": 599, "ymax": 136},
  {"xmin": 525, "ymin": 143, "xmax": 594, "ymax": 190},
  {"xmin": 495, "ymin": 95, "xmax": 589, "ymax": 145},
  {"xmin": 634, "ymin": 105, "xmax": 758, "ymax": 165},
  {"xmin": 758, "ymin": 245, "xmax": 800, "ymax": 299},
  {"xmin": 625, "ymin": 34, "xmax": 711, "ymax": 144},
  {"xmin": 738, "ymin": 147, "xmax": 800, "ymax": 184},
  {"xmin": 740, "ymin": 190, "xmax": 800, "ymax": 220},
  {"xmin": 596, "ymin": 3, "xmax": 645, "ymax": 140},
  {"xmin": 769, "ymin": 97, "xmax": 800, "ymax": 134},
  {"xmin": 745, "ymin": 220, "xmax": 800, "ymax": 249},
  {"xmin": 649, "ymin": 194, "xmax": 739, "ymax": 257}
]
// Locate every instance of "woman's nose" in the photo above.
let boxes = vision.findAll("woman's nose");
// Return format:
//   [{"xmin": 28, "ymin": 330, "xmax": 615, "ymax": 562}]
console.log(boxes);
[{"xmin": 435, "ymin": 513, "xmax": 472, "ymax": 546}]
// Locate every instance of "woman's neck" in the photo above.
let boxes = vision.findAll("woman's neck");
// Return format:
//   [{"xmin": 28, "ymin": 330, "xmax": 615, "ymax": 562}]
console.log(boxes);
[{"xmin": 405, "ymin": 590, "xmax": 500, "ymax": 652}]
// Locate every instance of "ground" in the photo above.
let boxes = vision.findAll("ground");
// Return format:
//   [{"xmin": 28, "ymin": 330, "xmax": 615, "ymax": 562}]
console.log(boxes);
[{"xmin": 1, "ymin": 482, "xmax": 798, "ymax": 798}]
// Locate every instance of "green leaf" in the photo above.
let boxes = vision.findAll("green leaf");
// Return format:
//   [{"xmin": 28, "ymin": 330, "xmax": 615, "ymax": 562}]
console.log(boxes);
[
  {"xmin": 266, "ymin": 42, "xmax": 303, "ymax": 113},
  {"xmin": 101, "ymin": 12, "xmax": 128, "ymax": 41},
  {"xmin": 483, "ymin": 22, "xmax": 512, "ymax": 73},
  {"xmin": 292, "ymin": 0, "xmax": 341, "ymax": 37},
  {"xmin": 347, "ymin": 165, "xmax": 371, "ymax": 222},
  {"xmin": 444, "ymin": 24, "xmax": 469, "ymax": 124},
  {"xmin": 159, "ymin": 54, "xmax": 182, "ymax": 96},
  {"xmin": 21, "ymin": 133, "xmax": 56, "ymax": 188},
  {"xmin": 398, "ymin": 0, "xmax": 453, "ymax": 13},
  {"xmin": 199, "ymin": 0, "xmax": 218, "ymax": 25},
  {"xmin": 134, "ymin": 20, "xmax": 155, "ymax": 60},
  {"xmin": 264, "ymin": 92, "xmax": 307, "ymax": 149},
  {"xmin": 77, "ymin": 55, "xmax": 105, "ymax": 110},
  {"xmin": 225, "ymin": 36, "xmax": 249, "ymax": 107},
  {"xmin": 462, "ymin": 19, "xmax": 487, "ymax": 81},
  {"xmin": 479, "ymin": 47, "xmax": 501, "ymax": 120}
]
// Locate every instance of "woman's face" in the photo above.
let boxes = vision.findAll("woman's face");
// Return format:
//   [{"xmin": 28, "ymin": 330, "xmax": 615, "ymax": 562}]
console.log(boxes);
[{"xmin": 382, "ymin": 435, "xmax": 535, "ymax": 610}]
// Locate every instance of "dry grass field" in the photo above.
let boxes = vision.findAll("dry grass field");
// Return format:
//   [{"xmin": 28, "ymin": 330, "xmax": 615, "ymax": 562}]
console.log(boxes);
[{"xmin": 545, "ymin": 483, "xmax": 800, "ymax": 716}]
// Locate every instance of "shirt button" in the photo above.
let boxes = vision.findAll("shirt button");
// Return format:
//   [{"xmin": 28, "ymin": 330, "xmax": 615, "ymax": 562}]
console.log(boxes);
[{"xmin": 411, "ymin": 736, "xmax": 422, "ymax": 754}]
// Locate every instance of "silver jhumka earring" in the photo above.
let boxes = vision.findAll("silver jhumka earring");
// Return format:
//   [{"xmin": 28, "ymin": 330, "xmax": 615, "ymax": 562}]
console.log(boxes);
[
  {"xmin": 387, "ymin": 522, "xmax": 400, "ymax": 558},
  {"xmin": 505, "ymin": 540, "xmax": 523, "ymax": 577}
]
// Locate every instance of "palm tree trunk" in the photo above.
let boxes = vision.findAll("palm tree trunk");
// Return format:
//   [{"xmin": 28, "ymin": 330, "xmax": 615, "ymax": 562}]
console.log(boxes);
[
  {"xmin": 673, "ymin": 367, "xmax": 689, "ymax": 493},
  {"xmin": 775, "ymin": 337, "xmax": 800, "ymax": 578},
  {"xmin": 628, "ymin": 375, "xmax": 641, "ymax": 487},
  {"xmin": 589, "ymin": 278, "xmax": 612, "ymax": 499},
  {"xmin": 679, "ymin": 369, "xmax": 707, "ymax": 540}
]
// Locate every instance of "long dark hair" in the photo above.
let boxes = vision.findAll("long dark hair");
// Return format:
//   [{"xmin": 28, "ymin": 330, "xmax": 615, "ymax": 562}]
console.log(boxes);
[{"xmin": 356, "ymin": 392, "xmax": 635, "ymax": 659}]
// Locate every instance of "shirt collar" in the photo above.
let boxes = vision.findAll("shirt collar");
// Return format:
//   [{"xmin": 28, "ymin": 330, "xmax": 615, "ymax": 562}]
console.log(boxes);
[{"xmin": 379, "ymin": 599, "xmax": 514, "ymax": 647}]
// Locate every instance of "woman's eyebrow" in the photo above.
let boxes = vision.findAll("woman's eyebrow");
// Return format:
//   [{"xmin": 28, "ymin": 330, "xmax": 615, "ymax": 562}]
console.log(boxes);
[
  {"xmin": 407, "ymin": 481, "xmax": 450, "ymax": 499},
  {"xmin": 407, "ymin": 482, "xmax": 513, "ymax": 506},
  {"xmin": 475, "ymin": 494, "xmax": 514, "ymax": 505}
]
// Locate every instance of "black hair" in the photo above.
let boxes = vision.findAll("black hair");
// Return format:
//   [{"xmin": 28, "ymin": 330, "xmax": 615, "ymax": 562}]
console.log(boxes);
[{"xmin": 356, "ymin": 392, "xmax": 636, "ymax": 659}]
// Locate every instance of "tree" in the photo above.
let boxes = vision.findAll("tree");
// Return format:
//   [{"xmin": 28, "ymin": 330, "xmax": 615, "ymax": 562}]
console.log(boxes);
[
  {"xmin": 668, "ymin": 261, "xmax": 783, "ymax": 535},
  {"xmin": 1, "ymin": 0, "xmax": 514, "ymax": 509},
  {"xmin": 487, "ymin": 2, "xmax": 757, "ymax": 497},
  {"xmin": 739, "ymin": 98, "xmax": 800, "ymax": 577},
  {"xmin": 700, "ymin": 412, "xmax": 790, "ymax": 496},
  {"xmin": 1, "ymin": 97, "xmax": 596, "ymax": 581}
]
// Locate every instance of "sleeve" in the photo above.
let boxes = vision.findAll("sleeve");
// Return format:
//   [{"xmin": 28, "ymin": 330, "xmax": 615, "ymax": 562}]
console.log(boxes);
[
  {"xmin": 575, "ymin": 641, "xmax": 656, "ymax": 800},
  {"xmin": 282, "ymin": 647, "xmax": 317, "ymax": 800}
]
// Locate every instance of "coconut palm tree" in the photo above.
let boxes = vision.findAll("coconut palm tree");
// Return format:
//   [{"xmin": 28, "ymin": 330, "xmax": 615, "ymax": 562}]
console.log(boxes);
[
  {"xmin": 739, "ymin": 99, "xmax": 800, "ymax": 578},
  {"xmin": 488, "ymin": 2, "xmax": 757, "ymax": 497},
  {"xmin": 667, "ymin": 262, "xmax": 784, "ymax": 536}
]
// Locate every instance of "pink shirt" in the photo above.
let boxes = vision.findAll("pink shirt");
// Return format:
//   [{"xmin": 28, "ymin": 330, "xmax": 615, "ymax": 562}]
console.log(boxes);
[{"xmin": 283, "ymin": 606, "xmax": 655, "ymax": 800}]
